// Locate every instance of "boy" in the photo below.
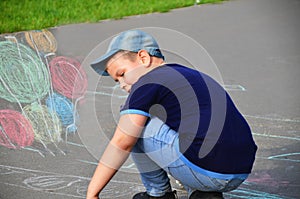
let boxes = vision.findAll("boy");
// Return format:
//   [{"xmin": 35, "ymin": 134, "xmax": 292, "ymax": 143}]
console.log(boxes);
[{"xmin": 87, "ymin": 29, "xmax": 257, "ymax": 199}]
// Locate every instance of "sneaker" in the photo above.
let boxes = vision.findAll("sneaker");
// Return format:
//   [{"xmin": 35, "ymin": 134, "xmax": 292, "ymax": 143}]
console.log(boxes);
[
  {"xmin": 189, "ymin": 190, "xmax": 224, "ymax": 199},
  {"xmin": 133, "ymin": 190, "xmax": 177, "ymax": 199}
]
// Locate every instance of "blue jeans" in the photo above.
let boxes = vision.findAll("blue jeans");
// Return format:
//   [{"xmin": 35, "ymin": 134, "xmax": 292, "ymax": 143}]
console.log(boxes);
[{"xmin": 131, "ymin": 117, "xmax": 245, "ymax": 197}]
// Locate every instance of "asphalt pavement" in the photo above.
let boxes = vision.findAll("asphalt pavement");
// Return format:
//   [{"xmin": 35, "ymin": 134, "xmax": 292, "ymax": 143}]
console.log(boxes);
[{"xmin": 0, "ymin": 0, "xmax": 299, "ymax": 198}]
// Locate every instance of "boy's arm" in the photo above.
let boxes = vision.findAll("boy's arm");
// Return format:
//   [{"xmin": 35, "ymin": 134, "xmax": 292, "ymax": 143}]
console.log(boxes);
[{"xmin": 86, "ymin": 114, "xmax": 147, "ymax": 199}]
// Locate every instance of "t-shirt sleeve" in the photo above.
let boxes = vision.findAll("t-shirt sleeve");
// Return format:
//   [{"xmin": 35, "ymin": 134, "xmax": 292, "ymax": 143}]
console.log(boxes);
[{"xmin": 120, "ymin": 83, "xmax": 160, "ymax": 117}]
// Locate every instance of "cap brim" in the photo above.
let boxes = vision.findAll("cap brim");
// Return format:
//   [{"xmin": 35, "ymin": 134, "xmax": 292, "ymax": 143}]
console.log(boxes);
[{"xmin": 90, "ymin": 49, "xmax": 119, "ymax": 76}]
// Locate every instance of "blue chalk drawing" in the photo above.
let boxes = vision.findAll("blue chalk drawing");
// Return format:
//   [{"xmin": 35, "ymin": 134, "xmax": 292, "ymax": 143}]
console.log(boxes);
[
  {"xmin": 268, "ymin": 152, "xmax": 300, "ymax": 163},
  {"xmin": 226, "ymin": 187, "xmax": 294, "ymax": 199}
]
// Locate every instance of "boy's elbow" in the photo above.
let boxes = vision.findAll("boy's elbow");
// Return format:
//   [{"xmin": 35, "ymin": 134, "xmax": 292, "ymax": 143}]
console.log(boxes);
[{"xmin": 112, "ymin": 134, "xmax": 137, "ymax": 152}]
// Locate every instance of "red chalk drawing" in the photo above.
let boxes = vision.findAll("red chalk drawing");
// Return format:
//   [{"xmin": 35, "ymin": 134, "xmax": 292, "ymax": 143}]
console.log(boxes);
[
  {"xmin": 247, "ymin": 172, "xmax": 290, "ymax": 188},
  {"xmin": 49, "ymin": 56, "xmax": 88, "ymax": 99},
  {"xmin": 0, "ymin": 109, "xmax": 34, "ymax": 149}
]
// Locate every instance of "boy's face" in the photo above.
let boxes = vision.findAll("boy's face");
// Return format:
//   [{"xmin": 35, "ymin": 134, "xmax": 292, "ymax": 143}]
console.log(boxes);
[{"xmin": 106, "ymin": 52, "xmax": 146, "ymax": 93}]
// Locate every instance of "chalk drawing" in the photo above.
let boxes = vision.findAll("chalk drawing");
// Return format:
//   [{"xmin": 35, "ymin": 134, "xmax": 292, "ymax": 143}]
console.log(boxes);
[
  {"xmin": 0, "ymin": 109, "xmax": 35, "ymax": 149},
  {"xmin": 24, "ymin": 29, "xmax": 57, "ymax": 54},
  {"xmin": 86, "ymin": 83, "xmax": 128, "ymax": 99},
  {"xmin": 244, "ymin": 114, "xmax": 300, "ymax": 123},
  {"xmin": 225, "ymin": 187, "xmax": 294, "ymax": 199},
  {"xmin": 0, "ymin": 164, "xmax": 294, "ymax": 199},
  {"xmin": 22, "ymin": 146, "xmax": 46, "ymax": 157},
  {"xmin": 66, "ymin": 141, "xmax": 85, "ymax": 148},
  {"xmin": 76, "ymin": 159, "xmax": 98, "ymax": 165},
  {"xmin": 0, "ymin": 32, "xmax": 89, "ymax": 158},
  {"xmin": 245, "ymin": 113, "xmax": 300, "ymax": 164},
  {"xmin": 86, "ymin": 90, "xmax": 128, "ymax": 99},
  {"xmin": 246, "ymin": 171, "xmax": 291, "ymax": 188},
  {"xmin": 0, "ymin": 40, "xmax": 51, "ymax": 103},
  {"xmin": 89, "ymin": 84, "xmax": 246, "ymax": 98},
  {"xmin": 48, "ymin": 56, "xmax": 88, "ymax": 99},
  {"xmin": 46, "ymin": 93, "xmax": 79, "ymax": 133},
  {"xmin": 77, "ymin": 159, "xmax": 138, "ymax": 172},
  {"xmin": 223, "ymin": 84, "xmax": 246, "ymax": 91},
  {"xmin": 0, "ymin": 164, "xmax": 145, "ymax": 198},
  {"xmin": 268, "ymin": 152, "xmax": 300, "ymax": 163},
  {"xmin": 252, "ymin": 132, "xmax": 300, "ymax": 142},
  {"xmin": 24, "ymin": 175, "xmax": 82, "ymax": 191}
]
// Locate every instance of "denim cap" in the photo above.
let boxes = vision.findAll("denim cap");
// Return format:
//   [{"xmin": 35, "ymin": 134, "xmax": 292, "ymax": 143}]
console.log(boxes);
[{"xmin": 90, "ymin": 30, "xmax": 165, "ymax": 76}]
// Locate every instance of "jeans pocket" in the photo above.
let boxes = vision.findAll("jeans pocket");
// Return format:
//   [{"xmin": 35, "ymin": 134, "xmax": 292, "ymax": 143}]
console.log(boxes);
[
  {"xmin": 166, "ymin": 163, "xmax": 205, "ymax": 190},
  {"xmin": 223, "ymin": 178, "xmax": 244, "ymax": 192},
  {"xmin": 167, "ymin": 164, "xmax": 220, "ymax": 192},
  {"xmin": 188, "ymin": 169, "xmax": 216, "ymax": 191},
  {"xmin": 210, "ymin": 178, "xmax": 228, "ymax": 191}
]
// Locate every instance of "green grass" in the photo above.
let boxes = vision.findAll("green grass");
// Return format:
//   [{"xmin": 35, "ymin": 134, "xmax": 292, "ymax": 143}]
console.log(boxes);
[{"xmin": 0, "ymin": 0, "xmax": 225, "ymax": 34}]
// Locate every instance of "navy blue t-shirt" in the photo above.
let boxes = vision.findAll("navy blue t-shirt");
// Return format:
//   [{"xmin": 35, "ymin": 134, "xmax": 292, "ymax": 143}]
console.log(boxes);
[{"xmin": 121, "ymin": 64, "xmax": 257, "ymax": 175}]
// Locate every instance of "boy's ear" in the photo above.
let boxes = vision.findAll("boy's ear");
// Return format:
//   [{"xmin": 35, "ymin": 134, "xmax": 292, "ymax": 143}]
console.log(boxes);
[{"xmin": 137, "ymin": 50, "xmax": 151, "ymax": 67}]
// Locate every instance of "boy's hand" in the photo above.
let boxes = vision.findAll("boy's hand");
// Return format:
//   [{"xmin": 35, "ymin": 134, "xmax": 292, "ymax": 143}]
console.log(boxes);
[
  {"xmin": 86, "ymin": 114, "xmax": 148, "ymax": 198},
  {"xmin": 86, "ymin": 194, "xmax": 99, "ymax": 199}
]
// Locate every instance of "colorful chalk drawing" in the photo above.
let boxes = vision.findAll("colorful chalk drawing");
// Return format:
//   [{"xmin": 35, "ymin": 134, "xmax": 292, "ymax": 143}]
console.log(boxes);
[{"xmin": 0, "ymin": 31, "xmax": 87, "ymax": 157}]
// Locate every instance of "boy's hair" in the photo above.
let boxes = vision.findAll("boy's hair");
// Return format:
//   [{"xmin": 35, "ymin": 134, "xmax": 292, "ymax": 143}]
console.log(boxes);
[
  {"xmin": 117, "ymin": 50, "xmax": 163, "ymax": 62},
  {"xmin": 118, "ymin": 50, "xmax": 138, "ymax": 62}
]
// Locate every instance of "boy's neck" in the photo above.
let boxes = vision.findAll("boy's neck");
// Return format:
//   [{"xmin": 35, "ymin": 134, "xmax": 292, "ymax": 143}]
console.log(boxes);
[{"xmin": 147, "ymin": 57, "xmax": 166, "ymax": 73}]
